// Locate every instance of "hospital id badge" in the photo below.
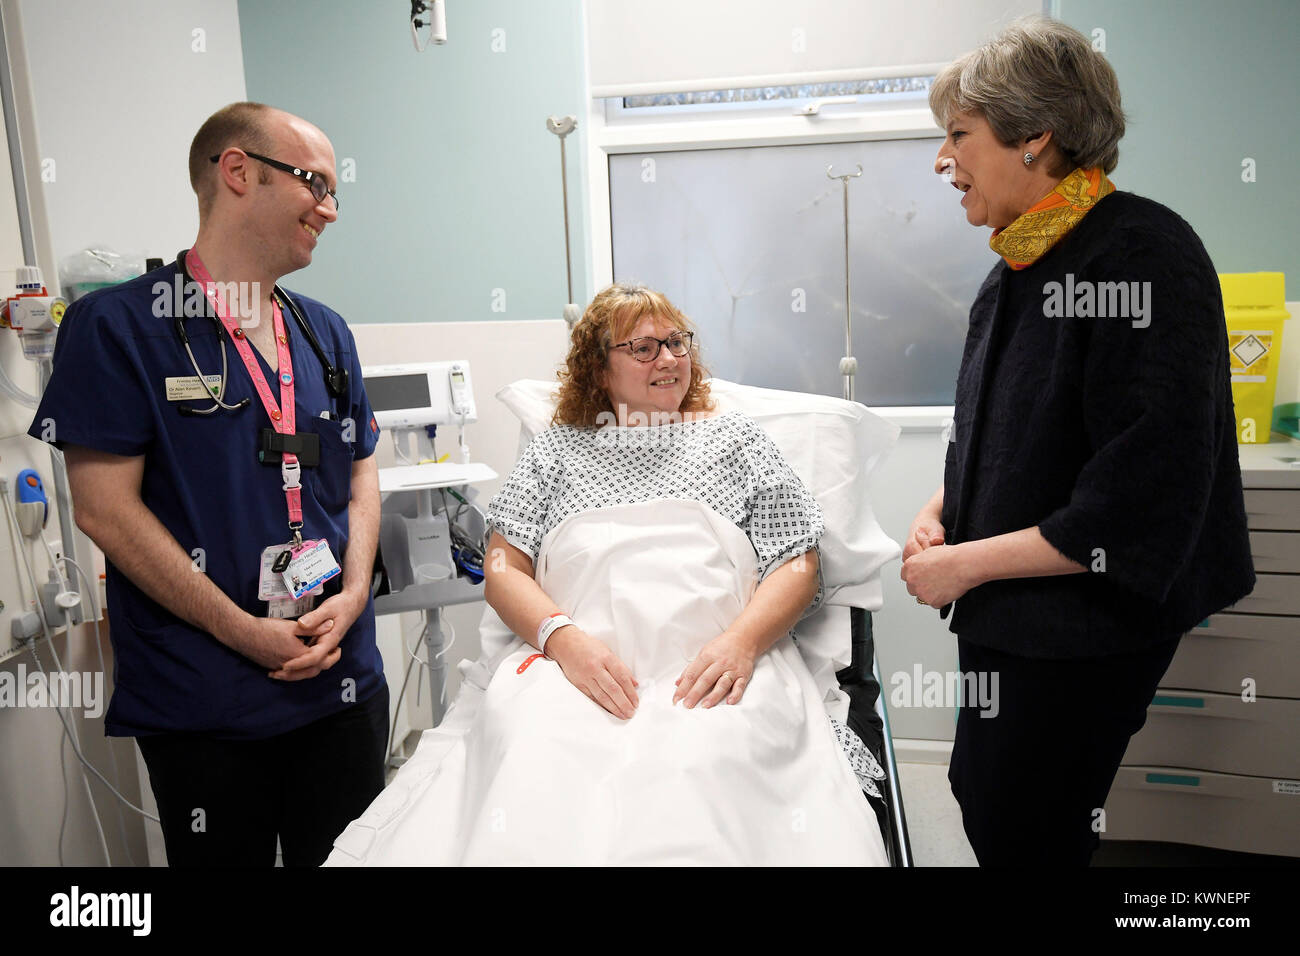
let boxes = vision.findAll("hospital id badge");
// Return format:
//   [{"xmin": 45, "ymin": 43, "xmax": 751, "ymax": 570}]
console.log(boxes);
[
  {"xmin": 266, "ymin": 594, "xmax": 316, "ymax": 619},
  {"xmin": 258, "ymin": 544, "xmax": 324, "ymax": 602},
  {"xmin": 281, "ymin": 539, "xmax": 342, "ymax": 600}
]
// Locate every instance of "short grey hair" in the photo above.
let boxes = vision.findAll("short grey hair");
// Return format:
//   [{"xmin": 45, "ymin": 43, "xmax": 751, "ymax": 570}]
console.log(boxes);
[{"xmin": 929, "ymin": 15, "xmax": 1126, "ymax": 174}]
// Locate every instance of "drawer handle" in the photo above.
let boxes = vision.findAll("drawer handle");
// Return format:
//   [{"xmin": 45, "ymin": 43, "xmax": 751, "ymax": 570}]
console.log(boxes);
[
  {"xmin": 1145, "ymin": 773, "xmax": 1200, "ymax": 787},
  {"xmin": 1151, "ymin": 696, "xmax": 1205, "ymax": 708}
]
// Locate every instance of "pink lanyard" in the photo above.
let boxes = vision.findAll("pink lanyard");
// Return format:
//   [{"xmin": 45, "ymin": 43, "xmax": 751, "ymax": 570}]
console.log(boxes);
[{"xmin": 185, "ymin": 249, "xmax": 304, "ymax": 543}]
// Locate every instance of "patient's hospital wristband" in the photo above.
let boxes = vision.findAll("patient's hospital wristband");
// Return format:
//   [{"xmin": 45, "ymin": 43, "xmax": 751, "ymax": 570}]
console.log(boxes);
[{"xmin": 537, "ymin": 613, "xmax": 574, "ymax": 656}]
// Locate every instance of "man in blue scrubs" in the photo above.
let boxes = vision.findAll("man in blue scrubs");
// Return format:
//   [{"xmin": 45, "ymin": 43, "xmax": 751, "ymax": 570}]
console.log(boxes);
[{"xmin": 28, "ymin": 102, "xmax": 387, "ymax": 866}]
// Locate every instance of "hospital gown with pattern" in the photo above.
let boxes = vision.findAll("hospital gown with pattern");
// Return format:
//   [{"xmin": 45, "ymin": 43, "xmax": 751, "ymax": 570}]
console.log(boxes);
[{"xmin": 488, "ymin": 410, "xmax": 885, "ymax": 797}]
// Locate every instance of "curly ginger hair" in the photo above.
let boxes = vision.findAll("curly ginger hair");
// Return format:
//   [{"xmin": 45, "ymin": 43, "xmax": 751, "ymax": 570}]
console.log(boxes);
[{"xmin": 552, "ymin": 284, "xmax": 715, "ymax": 427}]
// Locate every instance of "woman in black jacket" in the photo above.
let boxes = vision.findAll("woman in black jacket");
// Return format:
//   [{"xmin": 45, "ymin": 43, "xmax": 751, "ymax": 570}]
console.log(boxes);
[{"xmin": 901, "ymin": 15, "xmax": 1255, "ymax": 865}]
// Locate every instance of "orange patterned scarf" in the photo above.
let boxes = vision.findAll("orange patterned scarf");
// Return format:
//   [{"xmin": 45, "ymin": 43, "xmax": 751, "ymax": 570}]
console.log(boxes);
[{"xmin": 989, "ymin": 167, "xmax": 1116, "ymax": 270}]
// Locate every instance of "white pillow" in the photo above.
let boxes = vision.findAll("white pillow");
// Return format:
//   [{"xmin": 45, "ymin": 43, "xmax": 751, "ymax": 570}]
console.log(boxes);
[{"xmin": 494, "ymin": 378, "xmax": 901, "ymax": 610}]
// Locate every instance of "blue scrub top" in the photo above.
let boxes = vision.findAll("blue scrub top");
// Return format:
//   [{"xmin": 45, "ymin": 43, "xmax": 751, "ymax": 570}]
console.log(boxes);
[{"xmin": 28, "ymin": 254, "xmax": 384, "ymax": 739}]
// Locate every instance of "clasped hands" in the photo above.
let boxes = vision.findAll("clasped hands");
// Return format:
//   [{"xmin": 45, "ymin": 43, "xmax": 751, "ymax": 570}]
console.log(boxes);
[
  {"xmin": 545, "ymin": 626, "xmax": 758, "ymax": 721},
  {"xmin": 900, "ymin": 513, "xmax": 977, "ymax": 608},
  {"xmin": 237, "ymin": 588, "xmax": 369, "ymax": 681}
]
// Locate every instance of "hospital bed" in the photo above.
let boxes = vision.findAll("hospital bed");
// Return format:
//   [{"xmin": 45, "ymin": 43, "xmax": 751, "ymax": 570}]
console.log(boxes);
[
  {"xmin": 330, "ymin": 378, "xmax": 913, "ymax": 866},
  {"xmin": 842, "ymin": 606, "xmax": 912, "ymax": 867}
]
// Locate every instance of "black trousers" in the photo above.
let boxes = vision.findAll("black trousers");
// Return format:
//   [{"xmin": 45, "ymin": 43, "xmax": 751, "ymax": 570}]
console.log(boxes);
[
  {"xmin": 137, "ymin": 685, "xmax": 388, "ymax": 867},
  {"xmin": 948, "ymin": 635, "xmax": 1180, "ymax": 866}
]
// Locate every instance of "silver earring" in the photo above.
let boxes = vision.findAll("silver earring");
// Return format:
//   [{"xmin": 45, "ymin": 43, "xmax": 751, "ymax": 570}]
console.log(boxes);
[{"xmin": 1023, "ymin": 152, "xmax": 1035, "ymax": 166}]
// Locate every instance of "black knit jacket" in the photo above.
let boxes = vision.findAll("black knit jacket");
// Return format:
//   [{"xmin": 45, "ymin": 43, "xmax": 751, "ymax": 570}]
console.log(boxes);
[{"xmin": 939, "ymin": 190, "xmax": 1256, "ymax": 658}]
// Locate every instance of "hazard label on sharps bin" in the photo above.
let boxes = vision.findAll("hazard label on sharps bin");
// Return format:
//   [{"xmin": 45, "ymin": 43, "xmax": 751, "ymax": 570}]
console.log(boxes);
[{"xmin": 1229, "ymin": 331, "xmax": 1270, "ymax": 382}]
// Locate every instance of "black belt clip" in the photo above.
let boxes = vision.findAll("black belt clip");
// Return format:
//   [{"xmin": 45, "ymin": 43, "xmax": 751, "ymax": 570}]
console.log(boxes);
[{"xmin": 258, "ymin": 429, "xmax": 321, "ymax": 467}]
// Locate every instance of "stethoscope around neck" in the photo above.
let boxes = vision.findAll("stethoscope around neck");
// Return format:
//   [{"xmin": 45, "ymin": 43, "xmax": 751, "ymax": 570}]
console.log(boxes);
[{"xmin": 172, "ymin": 251, "xmax": 348, "ymax": 416}]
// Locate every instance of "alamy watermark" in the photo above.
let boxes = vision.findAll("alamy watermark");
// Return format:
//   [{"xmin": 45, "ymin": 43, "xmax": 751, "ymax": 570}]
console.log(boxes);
[
  {"xmin": 889, "ymin": 666, "xmax": 1000, "ymax": 718},
  {"xmin": 590, "ymin": 404, "xmax": 714, "ymax": 450},
  {"xmin": 1042, "ymin": 273, "xmax": 1151, "ymax": 328},
  {"xmin": 152, "ymin": 276, "xmax": 261, "ymax": 324},
  {"xmin": 0, "ymin": 665, "xmax": 104, "ymax": 718},
  {"xmin": 49, "ymin": 886, "xmax": 150, "ymax": 936}
]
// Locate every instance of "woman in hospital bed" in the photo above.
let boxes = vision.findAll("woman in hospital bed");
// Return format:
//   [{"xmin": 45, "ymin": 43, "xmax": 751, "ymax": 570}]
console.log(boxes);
[{"xmin": 329, "ymin": 285, "xmax": 888, "ymax": 866}]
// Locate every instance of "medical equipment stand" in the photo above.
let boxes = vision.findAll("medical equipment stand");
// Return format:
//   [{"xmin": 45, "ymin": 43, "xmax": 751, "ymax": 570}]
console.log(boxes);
[
  {"xmin": 826, "ymin": 164, "xmax": 862, "ymax": 402},
  {"xmin": 374, "ymin": 427, "xmax": 495, "ymax": 728},
  {"xmin": 373, "ymin": 556, "xmax": 483, "ymax": 729},
  {"xmin": 547, "ymin": 115, "xmax": 583, "ymax": 332}
]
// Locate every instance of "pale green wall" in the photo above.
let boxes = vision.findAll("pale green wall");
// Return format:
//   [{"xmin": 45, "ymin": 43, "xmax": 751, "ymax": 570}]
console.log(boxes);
[
  {"xmin": 1055, "ymin": 0, "xmax": 1298, "ymax": 294},
  {"xmin": 238, "ymin": 0, "xmax": 589, "ymax": 323}
]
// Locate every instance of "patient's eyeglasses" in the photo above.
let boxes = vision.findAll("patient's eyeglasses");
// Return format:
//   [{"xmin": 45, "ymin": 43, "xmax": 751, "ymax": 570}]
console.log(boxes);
[{"xmin": 608, "ymin": 331, "xmax": 694, "ymax": 363}]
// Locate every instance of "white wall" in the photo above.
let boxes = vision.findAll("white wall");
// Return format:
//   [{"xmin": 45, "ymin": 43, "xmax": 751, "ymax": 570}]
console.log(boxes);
[
  {"xmin": 867, "ymin": 423, "xmax": 958, "ymax": 741},
  {"xmin": 20, "ymin": 0, "xmax": 247, "ymax": 270}
]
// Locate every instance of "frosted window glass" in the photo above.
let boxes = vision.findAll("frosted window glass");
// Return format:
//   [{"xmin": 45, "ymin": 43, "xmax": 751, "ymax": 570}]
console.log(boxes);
[{"xmin": 609, "ymin": 138, "xmax": 999, "ymax": 405}]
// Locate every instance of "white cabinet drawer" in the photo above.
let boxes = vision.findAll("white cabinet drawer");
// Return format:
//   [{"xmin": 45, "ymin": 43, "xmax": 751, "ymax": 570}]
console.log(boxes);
[
  {"xmin": 1168, "ymin": 613, "xmax": 1300, "ymax": 697},
  {"xmin": 1104, "ymin": 766, "xmax": 1300, "ymax": 857},
  {"xmin": 1229, "ymin": 573, "xmax": 1300, "ymax": 615},
  {"xmin": 1248, "ymin": 531, "xmax": 1300, "ymax": 573},
  {"xmin": 1123, "ymin": 690, "xmax": 1300, "ymax": 777},
  {"xmin": 1243, "ymin": 489, "xmax": 1300, "ymax": 530}
]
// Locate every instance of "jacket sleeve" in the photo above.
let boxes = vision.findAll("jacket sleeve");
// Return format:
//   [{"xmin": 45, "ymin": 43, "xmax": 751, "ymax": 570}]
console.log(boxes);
[{"xmin": 1037, "ymin": 228, "xmax": 1229, "ymax": 604}]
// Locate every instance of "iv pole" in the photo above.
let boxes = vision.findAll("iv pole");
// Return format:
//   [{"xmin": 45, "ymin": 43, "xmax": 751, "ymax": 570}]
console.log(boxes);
[
  {"xmin": 547, "ymin": 115, "xmax": 582, "ymax": 331},
  {"xmin": 826, "ymin": 164, "xmax": 862, "ymax": 402}
]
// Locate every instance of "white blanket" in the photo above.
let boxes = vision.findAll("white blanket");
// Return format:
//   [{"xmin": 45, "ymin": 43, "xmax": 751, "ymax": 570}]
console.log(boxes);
[{"xmin": 327, "ymin": 500, "xmax": 887, "ymax": 866}]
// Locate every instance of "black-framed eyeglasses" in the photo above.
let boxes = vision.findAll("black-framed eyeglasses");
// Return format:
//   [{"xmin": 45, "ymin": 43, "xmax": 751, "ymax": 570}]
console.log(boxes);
[
  {"xmin": 210, "ymin": 149, "xmax": 339, "ymax": 211},
  {"xmin": 608, "ymin": 330, "xmax": 694, "ymax": 363}
]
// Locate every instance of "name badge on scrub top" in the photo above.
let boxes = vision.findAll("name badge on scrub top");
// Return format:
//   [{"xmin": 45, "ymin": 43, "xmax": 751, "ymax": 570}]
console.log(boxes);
[
  {"xmin": 281, "ymin": 539, "xmax": 342, "ymax": 600},
  {"xmin": 165, "ymin": 375, "xmax": 223, "ymax": 401}
]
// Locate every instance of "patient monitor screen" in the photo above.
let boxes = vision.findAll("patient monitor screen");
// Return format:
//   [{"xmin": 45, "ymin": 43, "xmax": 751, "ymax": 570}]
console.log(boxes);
[{"xmin": 366, "ymin": 373, "xmax": 431, "ymax": 412}]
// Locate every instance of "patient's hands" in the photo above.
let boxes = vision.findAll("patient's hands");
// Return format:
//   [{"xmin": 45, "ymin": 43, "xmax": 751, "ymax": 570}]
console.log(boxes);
[
  {"xmin": 546, "ymin": 627, "xmax": 640, "ymax": 720},
  {"xmin": 673, "ymin": 632, "xmax": 757, "ymax": 709}
]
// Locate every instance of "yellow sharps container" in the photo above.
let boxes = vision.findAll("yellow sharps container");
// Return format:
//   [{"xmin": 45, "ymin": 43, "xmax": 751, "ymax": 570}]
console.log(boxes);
[{"xmin": 1220, "ymin": 272, "xmax": 1289, "ymax": 443}]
